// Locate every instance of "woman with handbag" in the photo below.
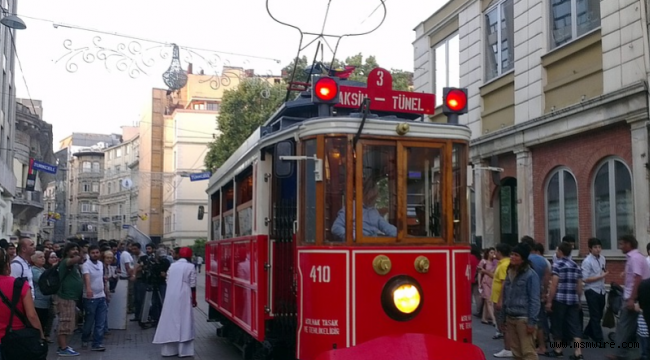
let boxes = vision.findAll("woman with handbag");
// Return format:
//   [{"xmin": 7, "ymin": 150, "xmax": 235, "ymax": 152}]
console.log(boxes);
[{"xmin": 0, "ymin": 247, "xmax": 46, "ymax": 359}]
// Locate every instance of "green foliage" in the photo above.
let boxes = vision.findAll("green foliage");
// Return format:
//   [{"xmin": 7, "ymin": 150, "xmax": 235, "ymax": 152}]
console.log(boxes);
[
  {"xmin": 208, "ymin": 54, "xmax": 413, "ymax": 171},
  {"xmin": 192, "ymin": 238, "xmax": 207, "ymax": 257},
  {"xmin": 204, "ymin": 79, "xmax": 286, "ymax": 171},
  {"xmin": 282, "ymin": 53, "xmax": 412, "ymax": 91}
]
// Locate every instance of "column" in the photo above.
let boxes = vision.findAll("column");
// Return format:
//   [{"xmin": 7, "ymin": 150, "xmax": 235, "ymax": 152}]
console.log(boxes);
[
  {"xmin": 515, "ymin": 148, "xmax": 533, "ymax": 239},
  {"xmin": 629, "ymin": 119, "xmax": 650, "ymax": 247},
  {"xmin": 472, "ymin": 158, "xmax": 496, "ymax": 248}
]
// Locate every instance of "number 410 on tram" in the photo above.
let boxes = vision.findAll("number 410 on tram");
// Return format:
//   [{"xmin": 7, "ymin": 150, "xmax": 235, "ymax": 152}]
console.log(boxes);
[{"xmin": 203, "ymin": 67, "xmax": 485, "ymax": 360}]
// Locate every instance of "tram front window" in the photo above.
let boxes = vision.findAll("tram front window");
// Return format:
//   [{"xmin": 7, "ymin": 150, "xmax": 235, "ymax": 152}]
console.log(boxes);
[
  {"xmin": 406, "ymin": 147, "xmax": 443, "ymax": 238},
  {"xmin": 331, "ymin": 144, "xmax": 397, "ymax": 240}
]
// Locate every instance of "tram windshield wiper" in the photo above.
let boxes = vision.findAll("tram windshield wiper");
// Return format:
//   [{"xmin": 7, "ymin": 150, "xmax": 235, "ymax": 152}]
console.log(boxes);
[{"xmin": 352, "ymin": 98, "xmax": 371, "ymax": 150}]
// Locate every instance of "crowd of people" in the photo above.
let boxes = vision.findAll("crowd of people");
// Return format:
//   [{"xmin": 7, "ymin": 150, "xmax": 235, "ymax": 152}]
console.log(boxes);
[
  {"xmin": 470, "ymin": 235, "xmax": 650, "ymax": 360},
  {"xmin": 0, "ymin": 235, "xmax": 201, "ymax": 358}
]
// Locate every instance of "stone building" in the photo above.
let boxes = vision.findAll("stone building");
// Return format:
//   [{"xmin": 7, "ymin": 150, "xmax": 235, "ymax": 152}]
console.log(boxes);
[
  {"xmin": 98, "ymin": 126, "xmax": 140, "ymax": 240},
  {"xmin": 68, "ymin": 147, "xmax": 104, "ymax": 243},
  {"xmin": 11, "ymin": 100, "xmax": 54, "ymax": 240},
  {"xmin": 413, "ymin": 0, "xmax": 650, "ymax": 276},
  {"xmin": 41, "ymin": 181, "xmax": 56, "ymax": 240},
  {"xmin": 55, "ymin": 133, "xmax": 121, "ymax": 240}
]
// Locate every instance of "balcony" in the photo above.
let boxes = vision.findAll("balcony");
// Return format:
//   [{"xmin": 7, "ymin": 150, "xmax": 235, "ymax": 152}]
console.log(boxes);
[{"xmin": 12, "ymin": 187, "xmax": 44, "ymax": 222}]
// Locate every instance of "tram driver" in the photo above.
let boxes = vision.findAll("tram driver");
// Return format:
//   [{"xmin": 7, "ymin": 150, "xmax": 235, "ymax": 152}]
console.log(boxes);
[{"xmin": 331, "ymin": 177, "xmax": 397, "ymax": 240}]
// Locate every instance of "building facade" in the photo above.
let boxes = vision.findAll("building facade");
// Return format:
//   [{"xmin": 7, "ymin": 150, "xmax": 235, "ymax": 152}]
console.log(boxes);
[
  {"xmin": 0, "ymin": 0, "xmax": 20, "ymax": 240},
  {"xmin": 136, "ymin": 65, "xmax": 279, "ymax": 246},
  {"xmin": 68, "ymin": 148, "xmax": 104, "ymax": 242},
  {"xmin": 56, "ymin": 133, "xmax": 121, "ymax": 240},
  {"xmin": 41, "ymin": 181, "xmax": 56, "ymax": 240},
  {"xmin": 98, "ymin": 127, "xmax": 140, "ymax": 240},
  {"xmin": 11, "ymin": 100, "xmax": 54, "ymax": 240},
  {"xmin": 414, "ymin": 0, "xmax": 650, "ymax": 275}
]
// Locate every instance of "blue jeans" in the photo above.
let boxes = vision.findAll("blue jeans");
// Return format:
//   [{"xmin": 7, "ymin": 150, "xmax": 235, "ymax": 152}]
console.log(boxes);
[{"xmin": 82, "ymin": 297, "xmax": 107, "ymax": 347}]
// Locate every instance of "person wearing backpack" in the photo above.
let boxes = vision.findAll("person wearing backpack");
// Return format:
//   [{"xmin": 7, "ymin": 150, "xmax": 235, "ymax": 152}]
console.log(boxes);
[
  {"xmin": 0, "ymin": 247, "xmax": 45, "ymax": 358},
  {"xmin": 55, "ymin": 243, "xmax": 84, "ymax": 357},
  {"xmin": 10, "ymin": 237, "xmax": 35, "ymax": 300}
]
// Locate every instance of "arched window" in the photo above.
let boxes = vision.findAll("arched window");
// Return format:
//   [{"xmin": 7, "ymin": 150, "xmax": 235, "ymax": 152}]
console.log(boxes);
[
  {"xmin": 546, "ymin": 168, "xmax": 578, "ymax": 251},
  {"xmin": 593, "ymin": 158, "xmax": 633, "ymax": 250}
]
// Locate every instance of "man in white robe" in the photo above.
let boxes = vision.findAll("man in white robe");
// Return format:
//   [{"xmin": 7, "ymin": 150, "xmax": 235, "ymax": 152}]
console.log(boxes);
[{"xmin": 153, "ymin": 247, "xmax": 197, "ymax": 357}]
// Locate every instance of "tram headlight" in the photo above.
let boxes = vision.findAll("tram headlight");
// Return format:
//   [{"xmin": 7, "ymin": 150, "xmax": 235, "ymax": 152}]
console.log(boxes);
[
  {"xmin": 381, "ymin": 275, "xmax": 424, "ymax": 321},
  {"xmin": 393, "ymin": 284, "xmax": 421, "ymax": 314}
]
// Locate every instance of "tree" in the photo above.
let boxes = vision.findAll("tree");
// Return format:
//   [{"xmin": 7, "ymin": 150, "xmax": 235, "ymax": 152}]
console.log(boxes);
[
  {"xmin": 192, "ymin": 238, "xmax": 207, "ymax": 257},
  {"xmin": 204, "ymin": 79, "xmax": 286, "ymax": 171},
  {"xmin": 206, "ymin": 54, "xmax": 413, "ymax": 170}
]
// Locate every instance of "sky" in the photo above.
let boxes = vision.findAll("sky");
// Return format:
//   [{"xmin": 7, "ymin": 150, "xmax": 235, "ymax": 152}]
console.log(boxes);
[{"xmin": 13, "ymin": 0, "xmax": 446, "ymax": 145}]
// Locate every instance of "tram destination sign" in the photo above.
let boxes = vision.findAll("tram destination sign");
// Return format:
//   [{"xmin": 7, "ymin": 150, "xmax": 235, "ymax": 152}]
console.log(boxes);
[{"xmin": 335, "ymin": 67, "xmax": 436, "ymax": 115}]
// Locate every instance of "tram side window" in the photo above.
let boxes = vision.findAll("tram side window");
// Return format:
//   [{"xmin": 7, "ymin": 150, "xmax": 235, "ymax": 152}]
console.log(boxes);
[
  {"xmin": 223, "ymin": 184, "xmax": 235, "ymax": 238},
  {"xmin": 303, "ymin": 139, "xmax": 317, "ymax": 243},
  {"xmin": 337, "ymin": 144, "xmax": 397, "ymax": 240},
  {"xmin": 237, "ymin": 170, "xmax": 253, "ymax": 236},
  {"xmin": 405, "ymin": 147, "xmax": 443, "ymax": 238},
  {"xmin": 324, "ymin": 138, "xmax": 347, "ymax": 242},
  {"xmin": 453, "ymin": 143, "xmax": 468, "ymax": 243},
  {"xmin": 211, "ymin": 191, "xmax": 221, "ymax": 240}
]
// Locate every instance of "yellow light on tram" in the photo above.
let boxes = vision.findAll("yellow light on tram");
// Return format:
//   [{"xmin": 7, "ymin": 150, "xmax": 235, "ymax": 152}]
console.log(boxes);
[{"xmin": 393, "ymin": 284, "xmax": 421, "ymax": 314}]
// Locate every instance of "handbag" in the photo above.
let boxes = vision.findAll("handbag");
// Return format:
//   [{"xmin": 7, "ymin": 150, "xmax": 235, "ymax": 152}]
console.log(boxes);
[{"xmin": 0, "ymin": 278, "xmax": 48, "ymax": 360}]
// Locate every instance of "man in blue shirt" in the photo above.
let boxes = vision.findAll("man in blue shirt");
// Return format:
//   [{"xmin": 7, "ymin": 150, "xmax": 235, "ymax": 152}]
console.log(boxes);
[
  {"xmin": 331, "ymin": 179, "xmax": 397, "ymax": 240},
  {"xmin": 547, "ymin": 241, "xmax": 584, "ymax": 359},
  {"xmin": 520, "ymin": 236, "xmax": 551, "ymax": 356}
]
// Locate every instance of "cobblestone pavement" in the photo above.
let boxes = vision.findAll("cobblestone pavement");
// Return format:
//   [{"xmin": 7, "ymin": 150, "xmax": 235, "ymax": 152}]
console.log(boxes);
[
  {"xmin": 46, "ymin": 274, "xmax": 240, "ymax": 360},
  {"xmin": 45, "ymin": 273, "xmax": 639, "ymax": 359}
]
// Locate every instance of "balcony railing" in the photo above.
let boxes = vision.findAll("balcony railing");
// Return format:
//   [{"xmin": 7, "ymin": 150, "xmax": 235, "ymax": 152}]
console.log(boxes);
[{"xmin": 13, "ymin": 187, "xmax": 43, "ymax": 208}]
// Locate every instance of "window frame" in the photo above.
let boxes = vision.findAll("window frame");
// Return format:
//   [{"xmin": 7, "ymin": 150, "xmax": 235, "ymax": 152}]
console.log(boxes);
[
  {"xmin": 591, "ymin": 157, "xmax": 634, "ymax": 252},
  {"xmin": 432, "ymin": 32, "xmax": 460, "ymax": 108},
  {"xmin": 548, "ymin": 0, "xmax": 601, "ymax": 50},
  {"xmin": 484, "ymin": 0, "xmax": 515, "ymax": 82},
  {"xmin": 544, "ymin": 167, "xmax": 579, "ymax": 254}
]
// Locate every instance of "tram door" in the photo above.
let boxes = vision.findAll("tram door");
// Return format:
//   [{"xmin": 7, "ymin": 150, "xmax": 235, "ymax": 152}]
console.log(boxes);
[
  {"xmin": 499, "ymin": 177, "xmax": 518, "ymax": 246},
  {"xmin": 270, "ymin": 143, "xmax": 298, "ymax": 355}
]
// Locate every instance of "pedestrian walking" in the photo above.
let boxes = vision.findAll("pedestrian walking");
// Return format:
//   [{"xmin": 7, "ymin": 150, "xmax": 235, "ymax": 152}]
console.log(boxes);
[
  {"xmin": 607, "ymin": 235, "xmax": 650, "ymax": 360},
  {"xmin": 81, "ymin": 245, "xmax": 107, "ymax": 352},
  {"xmin": 581, "ymin": 237, "xmax": 607, "ymax": 342},
  {"xmin": 153, "ymin": 247, "xmax": 197, "ymax": 357},
  {"xmin": 500, "ymin": 243, "xmax": 540, "ymax": 360}
]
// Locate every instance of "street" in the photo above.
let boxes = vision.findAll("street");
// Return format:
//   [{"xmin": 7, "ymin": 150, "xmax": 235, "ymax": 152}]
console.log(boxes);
[{"xmin": 48, "ymin": 274, "xmax": 625, "ymax": 359}]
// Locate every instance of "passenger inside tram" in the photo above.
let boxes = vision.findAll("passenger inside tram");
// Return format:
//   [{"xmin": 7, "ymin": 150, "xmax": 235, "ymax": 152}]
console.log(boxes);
[{"xmin": 331, "ymin": 177, "xmax": 397, "ymax": 240}]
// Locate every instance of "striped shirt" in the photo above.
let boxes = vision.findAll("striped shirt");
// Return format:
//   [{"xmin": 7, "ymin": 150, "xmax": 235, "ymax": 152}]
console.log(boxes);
[
  {"xmin": 552, "ymin": 257, "xmax": 582, "ymax": 305},
  {"xmin": 638, "ymin": 311, "xmax": 648, "ymax": 337}
]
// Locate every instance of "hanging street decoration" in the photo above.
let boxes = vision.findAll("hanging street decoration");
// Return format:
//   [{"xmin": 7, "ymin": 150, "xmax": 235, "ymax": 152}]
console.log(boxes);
[
  {"xmin": 162, "ymin": 44, "xmax": 188, "ymax": 90},
  {"xmin": 54, "ymin": 34, "xmax": 281, "ymax": 92}
]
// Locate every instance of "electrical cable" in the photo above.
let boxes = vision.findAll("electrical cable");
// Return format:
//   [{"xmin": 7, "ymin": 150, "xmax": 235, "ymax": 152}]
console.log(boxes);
[
  {"xmin": 9, "ymin": 30, "xmax": 37, "ymax": 119},
  {"xmin": 16, "ymin": 14, "xmax": 282, "ymax": 64}
]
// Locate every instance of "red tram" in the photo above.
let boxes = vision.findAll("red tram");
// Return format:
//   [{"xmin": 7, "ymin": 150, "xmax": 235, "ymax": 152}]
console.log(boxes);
[{"xmin": 203, "ymin": 68, "xmax": 484, "ymax": 360}]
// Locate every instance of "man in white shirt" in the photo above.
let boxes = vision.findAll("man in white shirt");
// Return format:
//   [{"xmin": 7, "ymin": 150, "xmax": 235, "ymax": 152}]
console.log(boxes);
[
  {"xmin": 581, "ymin": 237, "xmax": 607, "ymax": 343},
  {"xmin": 10, "ymin": 236, "xmax": 35, "ymax": 299},
  {"xmin": 81, "ymin": 245, "xmax": 107, "ymax": 351},
  {"xmin": 119, "ymin": 242, "xmax": 135, "ymax": 313}
]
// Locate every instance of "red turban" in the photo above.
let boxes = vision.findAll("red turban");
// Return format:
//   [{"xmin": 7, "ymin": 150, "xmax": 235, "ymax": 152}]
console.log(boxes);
[{"xmin": 179, "ymin": 247, "xmax": 192, "ymax": 260}]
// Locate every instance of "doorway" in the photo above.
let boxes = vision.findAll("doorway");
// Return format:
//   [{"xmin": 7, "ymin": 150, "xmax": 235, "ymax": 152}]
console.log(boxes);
[{"xmin": 499, "ymin": 177, "xmax": 518, "ymax": 246}]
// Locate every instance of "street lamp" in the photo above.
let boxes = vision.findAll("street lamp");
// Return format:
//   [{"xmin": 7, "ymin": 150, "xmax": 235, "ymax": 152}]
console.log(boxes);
[{"xmin": 0, "ymin": 6, "xmax": 26, "ymax": 30}]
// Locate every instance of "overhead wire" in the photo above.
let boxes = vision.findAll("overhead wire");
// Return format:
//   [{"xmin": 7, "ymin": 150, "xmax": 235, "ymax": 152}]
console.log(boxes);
[
  {"xmin": 16, "ymin": 13, "xmax": 282, "ymax": 63},
  {"xmin": 9, "ymin": 30, "xmax": 37, "ymax": 121}
]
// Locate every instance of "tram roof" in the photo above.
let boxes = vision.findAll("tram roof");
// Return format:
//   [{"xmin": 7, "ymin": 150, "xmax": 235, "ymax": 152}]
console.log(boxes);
[{"xmin": 206, "ymin": 115, "xmax": 470, "ymax": 193}]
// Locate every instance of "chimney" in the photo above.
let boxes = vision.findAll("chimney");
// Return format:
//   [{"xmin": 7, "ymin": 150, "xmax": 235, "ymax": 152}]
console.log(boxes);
[
  {"xmin": 187, "ymin": 63, "xmax": 193, "ymax": 75},
  {"xmin": 245, "ymin": 69, "xmax": 255, "ymax": 78}
]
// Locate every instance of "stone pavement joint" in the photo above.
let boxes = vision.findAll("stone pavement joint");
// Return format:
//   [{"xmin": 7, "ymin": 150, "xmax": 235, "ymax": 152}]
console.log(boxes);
[{"xmin": 47, "ymin": 308, "xmax": 240, "ymax": 360}]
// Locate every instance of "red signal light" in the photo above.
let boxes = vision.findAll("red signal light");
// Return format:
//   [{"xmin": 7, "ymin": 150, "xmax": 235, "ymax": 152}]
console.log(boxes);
[
  {"xmin": 314, "ymin": 77, "xmax": 338, "ymax": 102},
  {"xmin": 445, "ymin": 89, "xmax": 467, "ymax": 112}
]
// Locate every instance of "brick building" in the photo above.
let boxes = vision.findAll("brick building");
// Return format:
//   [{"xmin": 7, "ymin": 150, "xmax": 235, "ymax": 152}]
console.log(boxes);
[{"xmin": 414, "ymin": 0, "xmax": 650, "ymax": 276}]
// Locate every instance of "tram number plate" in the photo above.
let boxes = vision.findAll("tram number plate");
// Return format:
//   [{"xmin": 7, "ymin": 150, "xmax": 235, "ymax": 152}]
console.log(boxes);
[{"xmin": 309, "ymin": 265, "xmax": 331, "ymax": 283}]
